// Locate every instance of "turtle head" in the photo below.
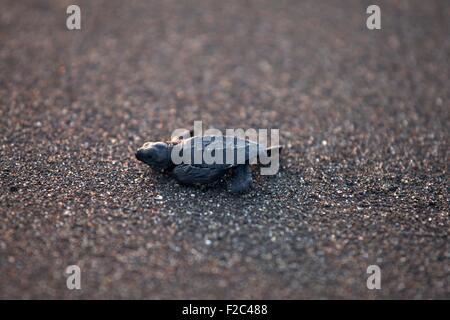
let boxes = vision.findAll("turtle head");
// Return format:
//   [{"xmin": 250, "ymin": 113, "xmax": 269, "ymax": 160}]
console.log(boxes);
[{"xmin": 135, "ymin": 142, "xmax": 172, "ymax": 170}]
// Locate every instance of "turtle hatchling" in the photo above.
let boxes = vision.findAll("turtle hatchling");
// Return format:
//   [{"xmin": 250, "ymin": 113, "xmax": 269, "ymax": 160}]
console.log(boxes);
[{"xmin": 135, "ymin": 132, "xmax": 282, "ymax": 193}]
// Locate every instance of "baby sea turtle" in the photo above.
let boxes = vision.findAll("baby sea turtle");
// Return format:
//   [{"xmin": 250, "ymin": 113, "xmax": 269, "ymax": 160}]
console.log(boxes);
[{"xmin": 135, "ymin": 133, "xmax": 281, "ymax": 193}]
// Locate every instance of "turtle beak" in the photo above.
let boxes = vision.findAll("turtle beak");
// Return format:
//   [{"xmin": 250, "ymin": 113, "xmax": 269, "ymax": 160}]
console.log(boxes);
[{"xmin": 135, "ymin": 149, "xmax": 145, "ymax": 162}]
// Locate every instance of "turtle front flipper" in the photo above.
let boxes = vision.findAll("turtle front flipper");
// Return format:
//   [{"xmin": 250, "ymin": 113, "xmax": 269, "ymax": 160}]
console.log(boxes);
[
  {"xmin": 229, "ymin": 164, "xmax": 253, "ymax": 193},
  {"xmin": 172, "ymin": 164, "xmax": 227, "ymax": 185}
]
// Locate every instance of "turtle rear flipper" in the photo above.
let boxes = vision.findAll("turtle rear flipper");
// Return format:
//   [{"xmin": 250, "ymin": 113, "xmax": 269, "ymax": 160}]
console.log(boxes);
[{"xmin": 229, "ymin": 164, "xmax": 252, "ymax": 194}]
